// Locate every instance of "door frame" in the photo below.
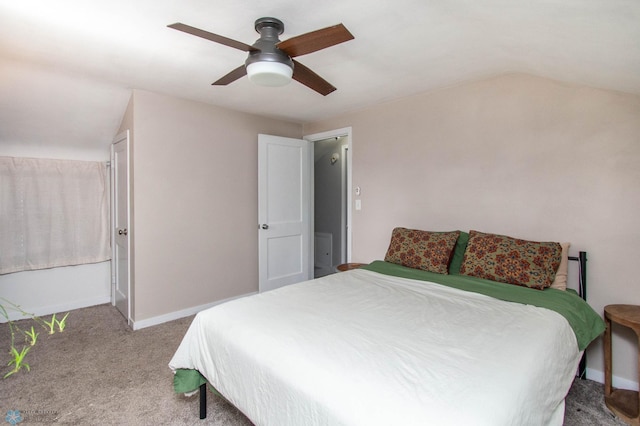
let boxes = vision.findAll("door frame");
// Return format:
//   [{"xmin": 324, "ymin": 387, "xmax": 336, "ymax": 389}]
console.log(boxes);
[{"xmin": 304, "ymin": 127, "xmax": 353, "ymax": 265}]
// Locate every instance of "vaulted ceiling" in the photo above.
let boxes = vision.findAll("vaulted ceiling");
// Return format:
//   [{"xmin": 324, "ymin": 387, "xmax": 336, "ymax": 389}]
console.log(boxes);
[{"xmin": 1, "ymin": 0, "xmax": 639, "ymax": 152}]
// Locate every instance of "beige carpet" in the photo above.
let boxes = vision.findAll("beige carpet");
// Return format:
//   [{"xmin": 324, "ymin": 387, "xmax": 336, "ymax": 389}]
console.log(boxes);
[{"xmin": 0, "ymin": 303, "xmax": 627, "ymax": 425}]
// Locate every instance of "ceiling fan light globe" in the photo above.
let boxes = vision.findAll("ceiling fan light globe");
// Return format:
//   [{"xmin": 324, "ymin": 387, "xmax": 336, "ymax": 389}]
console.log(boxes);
[{"xmin": 246, "ymin": 61, "xmax": 293, "ymax": 87}]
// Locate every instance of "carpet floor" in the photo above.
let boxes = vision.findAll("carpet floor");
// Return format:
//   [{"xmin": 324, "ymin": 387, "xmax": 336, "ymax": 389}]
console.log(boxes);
[{"xmin": 0, "ymin": 303, "xmax": 628, "ymax": 425}]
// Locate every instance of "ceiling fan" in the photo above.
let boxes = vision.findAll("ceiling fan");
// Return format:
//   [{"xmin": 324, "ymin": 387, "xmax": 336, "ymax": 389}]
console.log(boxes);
[{"xmin": 168, "ymin": 18, "xmax": 354, "ymax": 96}]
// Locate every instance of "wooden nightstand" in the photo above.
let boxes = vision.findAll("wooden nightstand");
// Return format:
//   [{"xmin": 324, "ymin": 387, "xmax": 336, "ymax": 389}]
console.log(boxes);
[
  {"xmin": 336, "ymin": 263, "xmax": 367, "ymax": 272},
  {"xmin": 604, "ymin": 304, "xmax": 640, "ymax": 425}
]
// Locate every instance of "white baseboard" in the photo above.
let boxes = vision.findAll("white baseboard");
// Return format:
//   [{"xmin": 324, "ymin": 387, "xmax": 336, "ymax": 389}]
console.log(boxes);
[
  {"xmin": 1, "ymin": 295, "xmax": 111, "ymax": 322},
  {"xmin": 587, "ymin": 368, "xmax": 639, "ymax": 391},
  {"xmin": 131, "ymin": 292, "xmax": 258, "ymax": 331}
]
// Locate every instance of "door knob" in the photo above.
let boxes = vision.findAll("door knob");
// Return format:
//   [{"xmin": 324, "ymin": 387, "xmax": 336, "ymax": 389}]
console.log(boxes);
[
  {"xmin": 118, "ymin": 228, "xmax": 128, "ymax": 235},
  {"xmin": 261, "ymin": 224, "xmax": 269, "ymax": 230}
]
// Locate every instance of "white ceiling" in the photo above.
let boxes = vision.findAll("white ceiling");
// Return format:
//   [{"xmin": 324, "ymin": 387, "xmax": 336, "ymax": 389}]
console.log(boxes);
[{"xmin": 1, "ymin": 0, "xmax": 639, "ymax": 152}]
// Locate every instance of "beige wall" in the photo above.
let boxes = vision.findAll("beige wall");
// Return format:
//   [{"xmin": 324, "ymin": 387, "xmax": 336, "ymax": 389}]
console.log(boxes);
[
  {"xmin": 123, "ymin": 90, "xmax": 302, "ymax": 322},
  {"xmin": 305, "ymin": 73, "xmax": 640, "ymax": 386}
]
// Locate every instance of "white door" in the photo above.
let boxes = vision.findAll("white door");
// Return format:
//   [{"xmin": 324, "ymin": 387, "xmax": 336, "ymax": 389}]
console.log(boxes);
[
  {"xmin": 111, "ymin": 131, "xmax": 131, "ymax": 323},
  {"xmin": 258, "ymin": 134, "xmax": 312, "ymax": 292}
]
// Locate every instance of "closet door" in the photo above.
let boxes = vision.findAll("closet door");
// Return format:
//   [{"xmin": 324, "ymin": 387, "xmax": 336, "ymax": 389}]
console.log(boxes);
[{"xmin": 111, "ymin": 131, "xmax": 131, "ymax": 324}]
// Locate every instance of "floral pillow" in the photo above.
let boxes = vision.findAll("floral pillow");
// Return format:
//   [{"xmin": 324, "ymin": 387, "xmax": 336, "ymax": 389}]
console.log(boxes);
[
  {"xmin": 460, "ymin": 230, "xmax": 562, "ymax": 290},
  {"xmin": 384, "ymin": 228, "xmax": 460, "ymax": 274}
]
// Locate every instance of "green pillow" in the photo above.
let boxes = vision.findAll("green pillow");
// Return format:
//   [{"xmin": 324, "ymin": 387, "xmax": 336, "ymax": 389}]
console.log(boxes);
[{"xmin": 448, "ymin": 231, "xmax": 469, "ymax": 275}]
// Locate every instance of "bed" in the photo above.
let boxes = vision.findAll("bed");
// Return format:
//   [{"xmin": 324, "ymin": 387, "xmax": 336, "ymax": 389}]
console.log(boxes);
[{"xmin": 169, "ymin": 229, "xmax": 605, "ymax": 425}]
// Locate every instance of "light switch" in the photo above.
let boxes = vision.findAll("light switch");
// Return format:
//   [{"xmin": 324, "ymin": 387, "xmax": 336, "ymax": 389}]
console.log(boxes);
[{"xmin": 355, "ymin": 199, "xmax": 362, "ymax": 210}]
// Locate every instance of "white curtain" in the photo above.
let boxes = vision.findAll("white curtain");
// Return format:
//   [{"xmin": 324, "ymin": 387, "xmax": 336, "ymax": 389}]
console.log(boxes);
[{"xmin": 0, "ymin": 156, "xmax": 110, "ymax": 274}]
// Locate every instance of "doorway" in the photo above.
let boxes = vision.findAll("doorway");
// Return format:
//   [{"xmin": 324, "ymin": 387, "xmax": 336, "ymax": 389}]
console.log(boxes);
[{"xmin": 305, "ymin": 128, "xmax": 352, "ymax": 278}]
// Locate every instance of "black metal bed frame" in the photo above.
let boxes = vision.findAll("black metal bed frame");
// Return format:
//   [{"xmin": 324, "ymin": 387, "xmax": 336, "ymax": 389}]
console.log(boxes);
[
  {"xmin": 569, "ymin": 251, "xmax": 588, "ymax": 379},
  {"xmin": 197, "ymin": 250, "xmax": 589, "ymax": 419}
]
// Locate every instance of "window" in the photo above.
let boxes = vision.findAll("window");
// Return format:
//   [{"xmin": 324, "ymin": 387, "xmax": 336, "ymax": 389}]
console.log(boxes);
[{"xmin": 0, "ymin": 157, "xmax": 110, "ymax": 274}]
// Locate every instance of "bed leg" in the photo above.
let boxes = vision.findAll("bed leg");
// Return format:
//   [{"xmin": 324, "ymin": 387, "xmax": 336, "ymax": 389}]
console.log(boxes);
[
  {"xmin": 199, "ymin": 383, "xmax": 207, "ymax": 419},
  {"xmin": 579, "ymin": 353, "xmax": 587, "ymax": 380}
]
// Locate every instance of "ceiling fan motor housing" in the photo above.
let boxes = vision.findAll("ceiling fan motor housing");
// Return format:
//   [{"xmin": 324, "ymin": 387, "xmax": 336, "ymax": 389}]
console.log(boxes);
[{"xmin": 245, "ymin": 17, "xmax": 294, "ymax": 72}]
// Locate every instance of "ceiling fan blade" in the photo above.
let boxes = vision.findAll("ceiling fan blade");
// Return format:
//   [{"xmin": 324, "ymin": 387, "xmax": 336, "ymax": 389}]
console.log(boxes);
[
  {"xmin": 292, "ymin": 60, "xmax": 336, "ymax": 96},
  {"xmin": 212, "ymin": 65, "xmax": 247, "ymax": 86},
  {"xmin": 278, "ymin": 24, "xmax": 354, "ymax": 57},
  {"xmin": 168, "ymin": 23, "xmax": 258, "ymax": 52}
]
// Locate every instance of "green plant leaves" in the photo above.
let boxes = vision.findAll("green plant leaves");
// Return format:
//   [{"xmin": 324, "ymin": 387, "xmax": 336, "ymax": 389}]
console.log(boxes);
[
  {"xmin": 4, "ymin": 345, "xmax": 31, "ymax": 378},
  {"xmin": 1, "ymin": 298, "xmax": 70, "ymax": 379}
]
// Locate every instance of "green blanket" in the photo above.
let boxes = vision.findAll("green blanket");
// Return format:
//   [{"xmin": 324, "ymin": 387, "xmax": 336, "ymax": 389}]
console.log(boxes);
[
  {"xmin": 362, "ymin": 260, "xmax": 605, "ymax": 351},
  {"xmin": 174, "ymin": 368, "xmax": 207, "ymax": 394}
]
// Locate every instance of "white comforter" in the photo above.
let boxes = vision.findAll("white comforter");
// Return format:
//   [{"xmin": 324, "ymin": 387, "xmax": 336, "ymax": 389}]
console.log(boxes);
[{"xmin": 169, "ymin": 269, "xmax": 580, "ymax": 426}]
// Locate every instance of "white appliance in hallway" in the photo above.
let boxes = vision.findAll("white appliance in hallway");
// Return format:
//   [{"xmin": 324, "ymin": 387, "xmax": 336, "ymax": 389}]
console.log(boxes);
[{"xmin": 314, "ymin": 232, "xmax": 333, "ymax": 277}]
